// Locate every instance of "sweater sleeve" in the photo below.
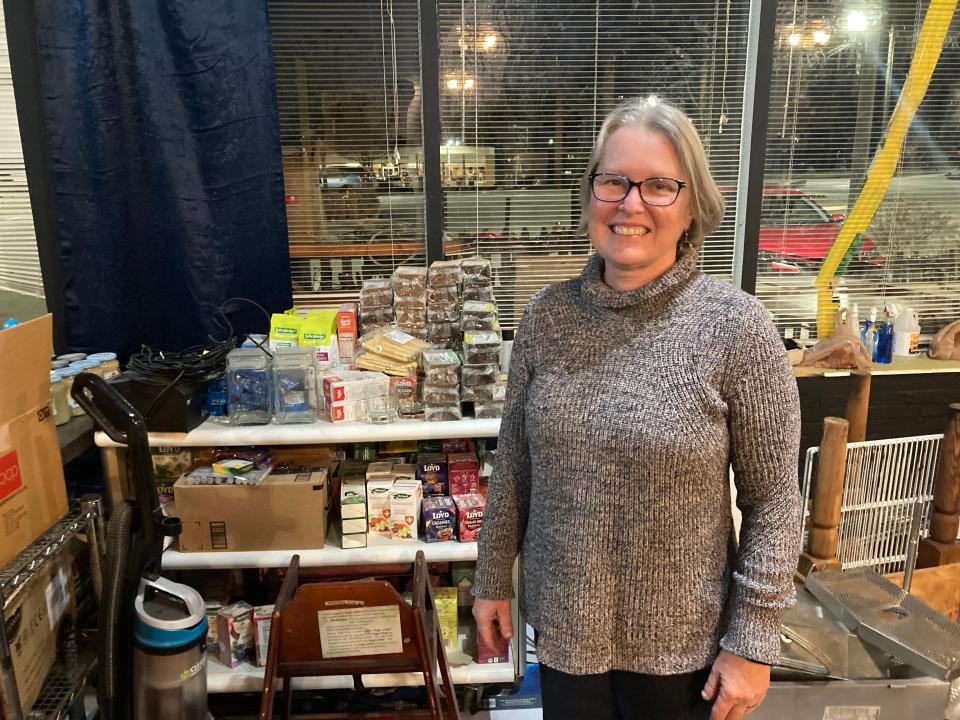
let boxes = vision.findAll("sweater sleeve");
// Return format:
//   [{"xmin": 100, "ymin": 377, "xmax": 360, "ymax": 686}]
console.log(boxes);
[
  {"xmin": 720, "ymin": 303, "xmax": 802, "ymax": 665},
  {"xmin": 472, "ymin": 297, "xmax": 537, "ymax": 599}
]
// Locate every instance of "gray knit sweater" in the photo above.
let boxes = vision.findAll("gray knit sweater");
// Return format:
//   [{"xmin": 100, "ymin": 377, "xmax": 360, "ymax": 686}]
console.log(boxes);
[{"xmin": 474, "ymin": 250, "xmax": 802, "ymax": 675}]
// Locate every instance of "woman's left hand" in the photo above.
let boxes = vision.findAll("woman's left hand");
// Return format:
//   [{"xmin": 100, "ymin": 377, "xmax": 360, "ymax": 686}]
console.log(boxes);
[{"xmin": 701, "ymin": 650, "xmax": 770, "ymax": 720}]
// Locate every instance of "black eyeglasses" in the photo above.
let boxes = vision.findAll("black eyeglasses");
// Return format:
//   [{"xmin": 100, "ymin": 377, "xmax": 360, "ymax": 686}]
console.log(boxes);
[{"xmin": 589, "ymin": 173, "xmax": 687, "ymax": 206}]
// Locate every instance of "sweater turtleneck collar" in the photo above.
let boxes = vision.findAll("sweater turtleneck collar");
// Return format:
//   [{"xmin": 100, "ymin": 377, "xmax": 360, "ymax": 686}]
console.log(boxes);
[{"xmin": 579, "ymin": 249, "xmax": 700, "ymax": 310}]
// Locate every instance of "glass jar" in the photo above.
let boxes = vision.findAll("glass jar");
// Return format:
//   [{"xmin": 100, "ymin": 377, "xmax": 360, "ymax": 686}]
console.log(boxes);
[
  {"xmin": 226, "ymin": 348, "xmax": 272, "ymax": 425},
  {"xmin": 49, "ymin": 371, "xmax": 70, "ymax": 426},
  {"xmin": 70, "ymin": 358, "xmax": 103, "ymax": 377},
  {"xmin": 51, "ymin": 359, "xmax": 70, "ymax": 370},
  {"xmin": 57, "ymin": 352, "xmax": 87, "ymax": 364},
  {"xmin": 271, "ymin": 347, "xmax": 317, "ymax": 424},
  {"xmin": 87, "ymin": 352, "xmax": 120, "ymax": 379},
  {"xmin": 59, "ymin": 366, "xmax": 83, "ymax": 416}
]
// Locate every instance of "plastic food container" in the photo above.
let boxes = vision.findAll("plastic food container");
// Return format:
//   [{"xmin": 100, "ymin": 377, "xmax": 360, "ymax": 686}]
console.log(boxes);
[
  {"xmin": 226, "ymin": 348, "xmax": 272, "ymax": 425},
  {"xmin": 271, "ymin": 347, "xmax": 317, "ymax": 424}
]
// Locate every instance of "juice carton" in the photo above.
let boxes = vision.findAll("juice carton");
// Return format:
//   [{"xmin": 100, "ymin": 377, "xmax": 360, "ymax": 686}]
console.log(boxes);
[
  {"xmin": 340, "ymin": 479, "xmax": 367, "ymax": 539},
  {"xmin": 252, "ymin": 604, "xmax": 274, "ymax": 667},
  {"xmin": 447, "ymin": 452, "xmax": 479, "ymax": 496},
  {"xmin": 217, "ymin": 601, "xmax": 254, "ymax": 667},
  {"xmin": 477, "ymin": 628, "xmax": 509, "ymax": 664},
  {"xmin": 422, "ymin": 496, "xmax": 457, "ymax": 542},
  {"xmin": 366, "ymin": 477, "xmax": 395, "ymax": 536},
  {"xmin": 453, "ymin": 493, "xmax": 485, "ymax": 542},
  {"xmin": 417, "ymin": 453, "xmax": 448, "ymax": 496},
  {"xmin": 389, "ymin": 480, "xmax": 422, "ymax": 541},
  {"xmin": 336, "ymin": 303, "xmax": 358, "ymax": 361},
  {"xmin": 442, "ymin": 438, "xmax": 474, "ymax": 454}
]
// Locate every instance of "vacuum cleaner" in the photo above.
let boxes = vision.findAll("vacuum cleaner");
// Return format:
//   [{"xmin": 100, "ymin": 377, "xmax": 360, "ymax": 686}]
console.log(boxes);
[{"xmin": 72, "ymin": 372, "xmax": 208, "ymax": 720}]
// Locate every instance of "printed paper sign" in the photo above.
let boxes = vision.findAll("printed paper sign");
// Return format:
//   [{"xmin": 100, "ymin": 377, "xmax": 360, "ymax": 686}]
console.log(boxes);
[
  {"xmin": 317, "ymin": 605, "xmax": 402, "ymax": 658},
  {"xmin": 822, "ymin": 707, "xmax": 881, "ymax": 720}
]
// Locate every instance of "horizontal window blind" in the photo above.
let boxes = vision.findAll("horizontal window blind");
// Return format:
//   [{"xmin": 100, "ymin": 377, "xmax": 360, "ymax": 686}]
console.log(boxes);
[
  {"xmin": 437, "ymin": 0, "xmax": 751, "ymax": 329},
  {"xmin": 268, "ymin": 1, "xmax": 427, "ymax": 310},
  {"xmin": 758, "ymin": 1, "xmax": 960, "ymax": 338},
  {"xmin": 0, "ymin": 9, "xmax": 42, "ymax": 297}
]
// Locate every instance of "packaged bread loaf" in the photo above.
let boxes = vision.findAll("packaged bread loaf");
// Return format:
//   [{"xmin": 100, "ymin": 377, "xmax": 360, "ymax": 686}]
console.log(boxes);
[
  {"xmin": 425, "ymin": 405, "xmax": 463, "ymax": 422},
  {"xmin": 354, "ymin": 349, "xmax": 419, "ymax": 377},
  {"xmin": 460, "ymin": 257, "xmax": 492, "ymax": 284},
  {"xmin": 462, "ymin": 285, "xmax": 494, "ymax": 303},
  {"xmin": 463, "ymin": 330, "xmax": 501, "ymax": 365},
  {"xmin": 423, "ymin": 384, "xmax": 460, "ymax": 406},
  {"xmin": 394, "ymin": 305, "xmax": 426, "ymax": 328},
  {"xmin": 421, "ymin": 349, "xmax": 461, "ymax": 387},
  {"xmin": 474, "ymin": 402, "xmax": 503, "ymax": 419},
  {"xmin": 359, "ymin": 305, "xmax": 395, "ymax": 326},
  {"xmin": 427, "ymin": 285, "xmax": 459, "ymax": 306},
  {"xmin": 392, "ymin": 266, "xmax": 428, "ymax": 297},
  {"xmin": 428, "ymin": 260, "xmax": 461, "ymax": 287},
  {"xmin": 461, "ymin": 382, "xmax": 506, "ymax": 402},
  {"xmin": 461, "ymin": 363, "xmax": 498, "ymax": 387},
  {"xmin": 427, "ymin": 305, "xmax": 461, "ymax": 324},
  {"xmin": 461, "ymin": 301, "xmax": 498, "ymax": 331},
  {"xmin": 360, "ymin": 278, "xmax": 393, "ymax": 308}
]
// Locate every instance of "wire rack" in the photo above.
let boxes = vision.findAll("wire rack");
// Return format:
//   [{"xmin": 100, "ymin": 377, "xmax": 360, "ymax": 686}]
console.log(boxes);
[
  {"xmin": 25, "ymin": 631, "xmax": 96, "ymax": 720},
  {"xmin": 802, "ymin": 434, "xmax": 943, "ymax": 574}
]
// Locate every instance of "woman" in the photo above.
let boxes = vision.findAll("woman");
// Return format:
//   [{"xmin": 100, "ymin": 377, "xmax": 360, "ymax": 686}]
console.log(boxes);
[{"xmin": 473, "ymin": 98, "xmax": 802, "ymax": 720}]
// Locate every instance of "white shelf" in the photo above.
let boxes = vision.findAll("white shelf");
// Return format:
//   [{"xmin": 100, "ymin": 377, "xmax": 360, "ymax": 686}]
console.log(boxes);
[
  {"xmin": 162, "ymin": 526, "xmax": 479, "ymax": 570},
  {"xmin": 95, "ymin": 417, "xmax": 500, "ymax": 448},
  {"xmin": 207, "ymin": 657, "xmax": 514, "ymax": 693}
]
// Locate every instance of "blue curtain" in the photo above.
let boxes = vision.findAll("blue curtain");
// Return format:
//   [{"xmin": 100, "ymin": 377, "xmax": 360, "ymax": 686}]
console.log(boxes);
[{"xmin": 36, "ymin": 0, "xmax": 292, "ymax": 355}]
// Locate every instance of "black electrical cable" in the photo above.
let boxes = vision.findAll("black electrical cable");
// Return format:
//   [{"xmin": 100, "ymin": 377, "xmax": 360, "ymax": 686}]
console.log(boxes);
[{"xmin": 127, "ymin": 297, "xmax": 275, "ymax": 421}]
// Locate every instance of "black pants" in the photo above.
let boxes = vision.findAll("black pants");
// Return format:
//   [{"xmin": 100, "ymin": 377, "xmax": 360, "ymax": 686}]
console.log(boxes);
[{"xmin": 539, "ymin": 663, "xmax": 713, "ymax": 720}]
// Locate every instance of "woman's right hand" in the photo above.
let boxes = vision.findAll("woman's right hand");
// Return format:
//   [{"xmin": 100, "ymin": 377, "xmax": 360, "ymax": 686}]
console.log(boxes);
[{"xmin": 472, "ymin": 598, "xmax": 513, "ymax": 649}]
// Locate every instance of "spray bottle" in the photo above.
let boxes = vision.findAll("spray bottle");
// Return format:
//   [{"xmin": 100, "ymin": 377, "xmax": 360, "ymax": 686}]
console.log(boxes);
[
  {"xmin": 874, "ymin": 303, "xmax": 896, "ymax": 364},
  {"xmin": 862, "ymin": 307, "xmax": 878, "ymax": 360}
]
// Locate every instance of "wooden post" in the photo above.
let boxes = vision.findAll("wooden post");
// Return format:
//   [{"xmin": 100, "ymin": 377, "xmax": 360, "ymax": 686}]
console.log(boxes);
[
  {"xmin": 798, "ymin": 417, "xmax": 848, "ymax": 577},
  {"xmin": 844, "ymin": 371, "xmax": 871, "ymax": 443},
  {"xmin": 918, "ymin": 404, "xmax": 960, "ymax": 568}
]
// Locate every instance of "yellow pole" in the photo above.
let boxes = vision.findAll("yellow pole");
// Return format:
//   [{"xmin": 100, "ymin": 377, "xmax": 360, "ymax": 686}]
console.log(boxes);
[{"xmin": 815, "ymin": 0, "xmax": 958, "ymax": 337}]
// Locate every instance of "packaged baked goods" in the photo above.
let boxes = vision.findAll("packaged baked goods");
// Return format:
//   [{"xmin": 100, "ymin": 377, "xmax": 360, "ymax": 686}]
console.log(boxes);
[
  {"xmin": 463, "ymin": 330, "xmax": 501, "ymax": 365},
  {"xmin": 461, "ymin": 301, "xmax": 498, "ymax": 331},
  {"xmin": 392, "ymin": 266, "xmax": 428, "ymax": 297},
  {"xmin": 359, "ymin": 305, "xmax": 395, "ymax": 326},
  {"xmin": 421, "ymin": 349, "xmax": 461, "ymax": 387},
  {"xmin": 474, "ymin": 401, "xmax": 504, "ymax": 419},
  {"xmin": 461, "ymin": 382, "xmax": 506, "ymax": 402},
  {"xmin": 361, "ymin": 327, "xmax": 433, "ymax": 363},
  {"xmin": 423, "ymin": 384, "xmax": 460, "ymax": 406},
  {"xmin": 354, "ymin": 348, "xmax": 419, "ymax": 377},
  {"xmin": 427, "ymin": 285, "xmax": 459, "ymax": 306},
  {"xmin": 425, "ymin": 405, "xmax": 463, "ymax": 422},
  {"xmin": 360, "ymin": 278, "xmax": 393, "ymax": 308},
  {"xmin": 396, "ymin": 323, "xmax": 428, "ymax": 340},
  {"xmin": 394, "ymin": 305, "xmax": 426, "ymax": 328},
  {"xmin": 461, "ymin": 363, "xmax": 498, "ymax": 387},
  {"xmin": 462, "ymin": 284, "xmax": 495, "ymax": 303},
  {"xmin": 427, "ymin": 305, "xmax": 461, "ymax": 324},
  {"xmin": 428, "ymin": 259, "xmax": 461, "ymax": 287},
  {"xmin": 460, "ymin": 257, "xmax": 492, "ymax": 285}
]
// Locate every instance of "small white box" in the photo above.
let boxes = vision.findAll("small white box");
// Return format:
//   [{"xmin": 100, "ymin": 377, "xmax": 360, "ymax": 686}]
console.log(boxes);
[
  {"xmin": 340, "ymin": 479, "xmax": 367, "ymax": 519},
  {"xmin": 389, "ymin": 480, "xmax": 423, "ymax": 541},
  {"xmin": 341, "ymin": 532, "xmax": 368, "ymax": 549},
  {"xmin": 366, "ymin": 478, "xmax": 395, "ymax": 536},
  {"xmin": 341, "ymin": 518, "xmax": 367, "ymax": 535}
]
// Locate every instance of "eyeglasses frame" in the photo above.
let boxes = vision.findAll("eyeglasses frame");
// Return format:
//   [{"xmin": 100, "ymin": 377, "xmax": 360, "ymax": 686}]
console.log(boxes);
[{"xmin": 588, "ymin": 172, "xmax": 687, "ymax": 207}]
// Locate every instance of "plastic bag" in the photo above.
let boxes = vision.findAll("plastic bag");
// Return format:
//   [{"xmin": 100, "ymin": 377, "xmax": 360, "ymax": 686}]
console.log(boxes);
[
  {"xmin": 929, "ymin": 319, "xmax": 960, "ymax": 360},
  {"xmin": 802, "ymin": 309, "xmax": 872, "ymax": 369}
]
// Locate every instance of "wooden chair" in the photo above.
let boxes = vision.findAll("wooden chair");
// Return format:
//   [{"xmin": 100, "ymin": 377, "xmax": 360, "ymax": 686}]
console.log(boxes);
[{"xmin": 259, "ymin": 551, "xmax": 460, "ymax": 720}]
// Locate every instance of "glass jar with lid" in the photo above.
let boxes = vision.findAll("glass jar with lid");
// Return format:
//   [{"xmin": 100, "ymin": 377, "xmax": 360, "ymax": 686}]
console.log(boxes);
[
  {"xmin": 70, "ymin": 358, "xmax": 103, "ymax": 377},
  {"xmin": 87, "ymin": 352, "xmax": 120, "ymax": 379},
  {"xmin": 59, "ymin": 366, "xmax": 83, "ymax": 416},
  {"xmin": 49, "ymin": 371, "xmax": 70, "ymax": 425}
]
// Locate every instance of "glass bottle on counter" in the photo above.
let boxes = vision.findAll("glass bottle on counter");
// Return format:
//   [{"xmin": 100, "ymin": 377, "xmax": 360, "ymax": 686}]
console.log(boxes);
[{"xmin": 49, "ymin": 371, "xmax": 70, "ymax": 425}]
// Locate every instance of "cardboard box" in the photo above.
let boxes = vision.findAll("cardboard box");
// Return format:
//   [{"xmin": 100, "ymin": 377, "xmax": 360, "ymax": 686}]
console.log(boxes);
[
  {"xmin": 0, "ymin": 315, "xmax": 68, "ymax": 567},
  {"xmin": 5, "ymin": 541, "xmax": 79, "ymax": 712},
  {"xmin": 447, "ymin": 452, "xmax": 480, "ymax": 496},
  {"xmin": 422, "ymin": 496, "xmax": 457, "ymax": 542},
  {"xmin": 417, "ymin": 453, "xmax": 448, "ymax": 496},
  {"xmin": 336, "ymin": 303, "xmax": 358, "ymax": 362},
  {"xmin": 174, "ymin": 469, "xmax": 328, "ymax": 552},
  {"xmin": 454, "ymin": 494, "xmax": 485, "ymax": 543},
  {"xmin": 366, "ymin": 478, "xmax": 394, "ymax": 536},
  {"xmin": 433, "ymin": 587, "xmax": 458, "ymax": 651},
  {"xmin": 217, "ymin": 601, "xmax": 254, "ymax": 667},
  {"xmin": 389, "ymin": 480, "xmax": 422, "ymax": 541},
  {"xmin": 253, "ymin": 604, "xmax": 274, "ymax": 667}
]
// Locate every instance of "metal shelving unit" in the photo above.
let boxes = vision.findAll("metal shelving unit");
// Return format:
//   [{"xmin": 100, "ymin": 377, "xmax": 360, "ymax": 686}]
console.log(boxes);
[{"xmin": 1, "ymin": 497, "xmax": 104, "ymax": 720}]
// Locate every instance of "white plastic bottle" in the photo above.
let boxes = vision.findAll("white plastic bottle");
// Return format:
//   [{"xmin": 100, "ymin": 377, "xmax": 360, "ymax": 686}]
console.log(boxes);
[{"xmin": 893, "ymin": 307, "xmax": 920, "ymax": 357}]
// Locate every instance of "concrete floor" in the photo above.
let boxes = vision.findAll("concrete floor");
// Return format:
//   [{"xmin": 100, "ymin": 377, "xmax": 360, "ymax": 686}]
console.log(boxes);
[{"xmin": 0, "ymin": 288, "xmax": 47, "ymax": 323}]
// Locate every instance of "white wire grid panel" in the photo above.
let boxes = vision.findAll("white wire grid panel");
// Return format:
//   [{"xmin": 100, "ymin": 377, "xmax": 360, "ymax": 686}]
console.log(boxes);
[{"xmin": 801, "ymin": 434, "xmax": 943, "ymax": 575}]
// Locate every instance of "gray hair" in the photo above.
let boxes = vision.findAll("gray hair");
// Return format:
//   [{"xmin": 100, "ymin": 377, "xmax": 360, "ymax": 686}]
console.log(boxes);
[{"xmin": 577, "ymin": 98, "xmax": 725, "ymax": 256}]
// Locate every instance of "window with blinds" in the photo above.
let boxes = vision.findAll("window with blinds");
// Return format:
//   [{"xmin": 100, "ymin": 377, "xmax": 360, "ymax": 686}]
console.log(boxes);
[
  {"xmin": 268, "ymin": 1, "xmax": 426, "ymax": 310},
  {"xmin": 759, "ymin": 1, "xmax": 960, "ymax": 338},
  {"xmin": 0, "ymin": 10, "xmax": 42, "ymax": 297},
  {"xmin": 436, "ymin": 0, "xmax": 752, "ymax": 328}
]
